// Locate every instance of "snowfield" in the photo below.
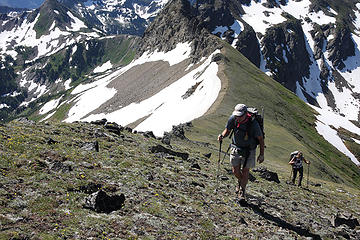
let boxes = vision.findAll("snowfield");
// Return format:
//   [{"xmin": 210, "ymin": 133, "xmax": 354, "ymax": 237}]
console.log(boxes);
[
  {"xmin": 64, "ymin": 42, "xmax": 221, "ymax": 137},
  {"xmin": 312, "ymin": 105, "xmax": 360, "ymax": 165}
]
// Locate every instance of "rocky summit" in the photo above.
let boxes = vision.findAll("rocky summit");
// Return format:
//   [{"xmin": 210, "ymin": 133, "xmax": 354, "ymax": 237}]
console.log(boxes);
[{"xmin": 0, "ymin": 119, "xmax": 359, "ymax": 239}]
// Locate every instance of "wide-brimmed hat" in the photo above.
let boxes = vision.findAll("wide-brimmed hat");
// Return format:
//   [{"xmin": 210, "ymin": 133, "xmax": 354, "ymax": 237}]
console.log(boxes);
[{"xmin": 232, "ymin": 104, "xmax": 247, "ymax": 117}]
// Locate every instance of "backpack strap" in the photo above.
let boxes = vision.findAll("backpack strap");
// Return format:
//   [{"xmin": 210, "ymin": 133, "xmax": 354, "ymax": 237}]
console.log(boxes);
[{"xmin": 234, "ymin": 113, "xmax": 253, "ymax": 139}]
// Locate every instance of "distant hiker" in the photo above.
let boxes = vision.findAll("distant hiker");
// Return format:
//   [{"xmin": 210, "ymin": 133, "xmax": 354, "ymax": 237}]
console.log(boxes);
[
  {"xmin": 289, "ymin": 151, "xmax": 310, "ymax": 187},
  {"xmin": 218, "ymin": 104, "xmax": 265, "ymax": 201}
]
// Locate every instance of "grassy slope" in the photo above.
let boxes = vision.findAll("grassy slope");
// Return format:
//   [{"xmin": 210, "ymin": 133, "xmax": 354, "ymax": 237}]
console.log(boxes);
[
  {"xmin": 187, "ymin": 42, "xmax": 360, "ymax": 188},
  {"xmin": 0, "ymin": 119, "xmax": 359, "ymax": 239}
]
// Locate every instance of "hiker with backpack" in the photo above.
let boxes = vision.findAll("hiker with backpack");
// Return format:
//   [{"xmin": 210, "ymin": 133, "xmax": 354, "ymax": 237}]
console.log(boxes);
[
  {"xmin": 218, "ymin": 104, "xmax": 265, "ymax": 201},
  {"xmin": 289, "ymin": 151, "xmax": 310, "ymax": 187}
]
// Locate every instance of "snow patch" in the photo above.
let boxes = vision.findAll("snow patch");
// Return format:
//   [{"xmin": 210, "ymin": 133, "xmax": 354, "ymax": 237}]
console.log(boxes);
[
  {"xmin": 39, "ymin": 98, "xmax": 62, "ymax": 115},
  {"xmin": 64, "ymin": 79, "xmax": 72, "ymax": 90},
  {"xmin": 213, "ymin": 20, "xmax": 244, "ymax": 38},
  {"xmin": 137, "ymin": 42, "xmax": 192, "ymax": 66},
  {"xmin": 93, "ymin": 61, "xmax": 113, "ymax": 73},
  {"xmin": 66, "ymin": 11, "xmax": 87, "ymax": 31},
  {"xmin": 241, "ymin": 0, "xmax": 286, "ymax": 35},
  {"xmin": 353, "ymin": 138, "xmax": 360, "ymax": 145},
  {"xmin": 83, "ymin": 50, "xmax": 222, "ymax": 136},
  {"xmin": 0, "ymin": 104, "xmax": 10, "ymax": 109},
  {"xmin": 356, "ymin": 3, "xmax": 360, "ymax": 10},
  {"xmin": 134, "ymin": 3, "xmax": 156, "ymax": 20},
  {"xmin": 40, "ymin": 111, "xmax": 56, "ymax": 122}
]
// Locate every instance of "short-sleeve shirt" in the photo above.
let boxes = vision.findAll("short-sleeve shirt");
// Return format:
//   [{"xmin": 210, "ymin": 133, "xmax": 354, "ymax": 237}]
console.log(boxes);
[{"xmin": 225, "ymin": 115, "xmax": 263, "ymax": 149}]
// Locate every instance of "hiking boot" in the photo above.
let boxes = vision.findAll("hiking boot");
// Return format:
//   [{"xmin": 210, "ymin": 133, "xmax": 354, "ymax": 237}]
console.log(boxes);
[{"xmin": 238, "ymin": 187, "xmax": 246, "ymax": 202}]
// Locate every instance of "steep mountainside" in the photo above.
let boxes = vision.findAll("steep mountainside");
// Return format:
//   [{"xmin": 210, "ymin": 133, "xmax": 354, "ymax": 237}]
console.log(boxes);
[
  {"xmin": 0, "ymin": 0, "xmax": 139, "ymax": 121},
  {"xmin": 0, "ymin": 6, "xmax": 28, "ymax": 13},
  {"xmin": 136, "ymin": 0, "xmax": 360, "ymax": 166},
  {"xmin": 0, "ymin": 0, "xmax": 359, "ymax": 183}
]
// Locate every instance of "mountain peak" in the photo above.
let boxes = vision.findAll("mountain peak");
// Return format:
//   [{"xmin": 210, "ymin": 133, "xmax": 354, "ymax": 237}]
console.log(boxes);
[
  {"xmin": 33, "ymin": 0, "xmax": 86, "ymax": 38},
  {"xmin": 137, "ymin": 0, "xmax": 222, "ymax": 62}
]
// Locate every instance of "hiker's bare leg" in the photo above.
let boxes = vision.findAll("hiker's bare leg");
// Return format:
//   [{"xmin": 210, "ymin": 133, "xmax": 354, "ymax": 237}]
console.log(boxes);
[
  {"xmin": 232, "ymin": 165, "xmax": 242, "ymax": 192},
  {"xmin": 232, "ymin": 165, "xmax": 242, "ymax": 181},
  {"xmin": 240, "ymin": 167, "xmax": 249, "ymax": 189}
]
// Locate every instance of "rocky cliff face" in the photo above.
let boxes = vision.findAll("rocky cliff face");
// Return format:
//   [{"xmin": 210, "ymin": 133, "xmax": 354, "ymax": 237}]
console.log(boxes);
[
  {"xmin": 261, "ymin": 19, "xmax": 311, "ymax": 94},
  {"xmin": 137, "ymin": 0, "xmax": 222, "ymax": 62}
]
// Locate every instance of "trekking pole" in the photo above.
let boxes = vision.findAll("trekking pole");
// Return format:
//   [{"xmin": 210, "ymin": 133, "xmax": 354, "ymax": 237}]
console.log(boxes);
[
  {"xmin": 307, "ymin": 163, "xmax": 310, "ymax": 189},
  {"xmin": 289, "ymin": 165, "xmax": 292, "ymax": 184},
  {"xmin": 216, "ymin": 139, "xmax": 222, "ymax": 192}
]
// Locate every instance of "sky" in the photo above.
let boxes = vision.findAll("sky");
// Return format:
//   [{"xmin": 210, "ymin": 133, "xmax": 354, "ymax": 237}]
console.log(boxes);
[{"xmin": 0, "ymin": 0, "xmax": 44, "ymax": 9}]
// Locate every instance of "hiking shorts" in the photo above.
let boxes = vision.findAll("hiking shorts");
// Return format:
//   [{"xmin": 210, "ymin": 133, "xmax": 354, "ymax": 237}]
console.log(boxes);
[{"xmin": 230, "ymin": 147, "xmax": 256, "ymax": 169}]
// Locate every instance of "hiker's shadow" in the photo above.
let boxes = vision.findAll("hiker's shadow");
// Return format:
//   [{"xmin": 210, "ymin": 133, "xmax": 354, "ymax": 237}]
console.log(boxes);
[
  {"xmin": 285, "ymin": 181, "xmax": 328, "ymax": 198},
  {"xmin": 302, "ymin": 187, "xmax": 327, "ymax": 198},
  {"xmin": 240, "ymin": 194, "xmax": 321, "ymax": 240}
]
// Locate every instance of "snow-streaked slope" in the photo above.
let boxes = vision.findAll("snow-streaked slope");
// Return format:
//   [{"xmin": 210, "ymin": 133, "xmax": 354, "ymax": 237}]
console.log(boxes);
[
  {"xmin": 241, "ymin": 0, "xmax": 337, "ymax": 35},
  {"xmin": 241, "ymin": 1, "xmax": 286, "ymax": 35},
  {"xmin": 212, "ymin": 20, "xmax": 244, "ymax": 47},
  {"xmin": 312, "ymin": 105, "xmax": 360, "ymax": 165},
  {"xmin": 236, "ymin": 0, "xmax": 360, "ymax": 164},
  {"xmin": 63, "ymin": 42, "xmax": 221, "ymax": 136},
  {"xmin": 77, "ymin": 0, "xmax": 170, "ymax": 34},
  {"xmin": 84, "ymin": 50, "xmax": 221, "ymax": 136},
  {"xmin": 0, "ymin": 10, "xmax": 99, "ymax": 61}
]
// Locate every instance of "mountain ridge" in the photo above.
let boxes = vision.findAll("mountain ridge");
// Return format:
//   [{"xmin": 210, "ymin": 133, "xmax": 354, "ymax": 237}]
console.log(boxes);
[{"xmin": 0, "ymin": 0, "xmax": 359, "ymax": 180}]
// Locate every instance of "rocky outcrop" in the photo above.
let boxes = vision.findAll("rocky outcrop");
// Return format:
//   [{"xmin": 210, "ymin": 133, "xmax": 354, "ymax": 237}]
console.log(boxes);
[
  {"xmin": 137, "ymin": 0, "xmax": 221, "ymax": 62},
  {"xmin": 83, "ymin": 190, "xmax": 125, "ymax": 213},
  {"xmin": 261, "ymin": 19, "xmax": 311, "ymax": 92},
  {"xmin": 137, "ymin": 0, "xmax": 247, "ymax": 62},
  {"xmin": 327, "ymin": 27, "xmax": 355, "ymax": 70},
  {"xmin": 310, "ymin": 23, "xmax": 335, "ymax": 61},
  {"xmin": 235, "ymin": 23, "xmax": 260, "ymax": 67}
]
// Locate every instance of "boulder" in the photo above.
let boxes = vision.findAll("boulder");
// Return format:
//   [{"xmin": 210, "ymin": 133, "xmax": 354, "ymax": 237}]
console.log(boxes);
[
  {"xmin": 91, "ymin": 118, "xmax": 107, "ymax": 126},
  {"xmin": 81, "ymin": 141, "xmax": 99, "ymax": 152},
  {"xmin": 253, "ymin": 167, "xmax": 280, "ymax": 183},
  {"xmin": 105, "ymin": 122, "xmax": 123, "ymax": 135},
  {"xmin": 83, "ymin": 190, "xmax": 125, "ymax": 213},
  {"xmin": 150, "ymin": 144, "xmax": 189, "ymax": 160},
  {"xmin": 331, "ymin": 213, "xmax": 359, "ymax": 229}
]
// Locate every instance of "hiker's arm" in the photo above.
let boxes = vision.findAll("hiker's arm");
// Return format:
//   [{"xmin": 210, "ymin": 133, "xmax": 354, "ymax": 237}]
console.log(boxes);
[
  {"xmin": 289, "ymin": 156, "xmax": 295, "ymax": 164},
  {"xmin": 218, "ymin": 128, "xmax": 230, "ymax": 142},
  {"xmin": 304, "ymin": 158, "xmax": 310, "ymax": 164},
  {"xmin": 257, "ymin": 135, "xmax": 265, "ymax": 163}
]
